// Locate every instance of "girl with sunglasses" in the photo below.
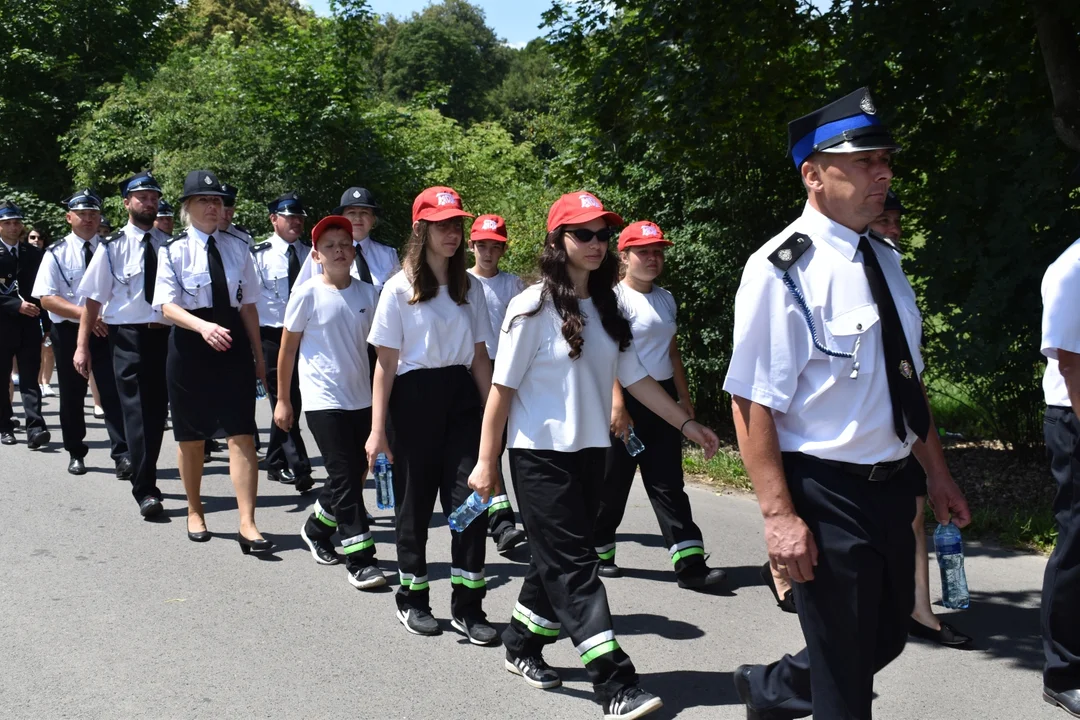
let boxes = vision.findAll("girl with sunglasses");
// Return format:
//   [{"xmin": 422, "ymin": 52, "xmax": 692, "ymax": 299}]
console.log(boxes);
[{"xmin": 468, "ymin": 192, "xmax": 720, "ymax": 720}]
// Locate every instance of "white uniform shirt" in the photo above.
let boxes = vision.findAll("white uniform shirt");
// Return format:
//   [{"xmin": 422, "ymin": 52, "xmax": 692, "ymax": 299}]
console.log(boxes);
[
  {"xmin": 32, "ymin": 232, "xmax": 100, "ymax": 324},
  {"xmin": 723, "ymin": 202, "xmax": 925, "ymax": 464},
  {"xmin": 221, "ymin": 224, "xmax": 254, "ymax": 246},
  {"xmin": 252, "ymin": 233, "xmax": 310, "ymax": 328},
  {"xmin": 469, "ymin": 269, "xmax": 526, "ymax": 360},
  {"xmin": 284, "ymin": 277, "xmax": 379, "ymax": 412},
  {"xmin": 494, "ymin": 284, "xmax": 649, "ymax": 452},
  {"xmin": 152, "ymin": 225, "xmax": 258, "ymax": 311},
  {"xmin": 1041, "ymin": 238, "xmax": 1080, "ymax": 408},
  {"xmin": 617, "ymin": 282, "xmax": 677, "ymax": 381},
  {"xmin": 368, "ymin": 270, "xmax": 492, "ymax": 375},
  {"xmin": 78, "ymin": 223, "xmax": 170, "ymax": 325},
  {"xmin": 295, "ymin": 236, "xmax": 400, "ymax": 292}
]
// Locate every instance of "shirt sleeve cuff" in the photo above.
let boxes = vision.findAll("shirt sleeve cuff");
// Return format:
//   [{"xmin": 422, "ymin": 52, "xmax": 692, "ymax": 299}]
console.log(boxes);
[{"xmin": 721, "ymin": 377, "xmax": 791, "ymax": 413}]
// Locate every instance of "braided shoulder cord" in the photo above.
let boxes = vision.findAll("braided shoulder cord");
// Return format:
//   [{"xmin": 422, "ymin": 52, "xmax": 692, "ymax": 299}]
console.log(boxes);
[{"xmin": 782, "ymin": 271, "xmax": 861, "ymax": 378}]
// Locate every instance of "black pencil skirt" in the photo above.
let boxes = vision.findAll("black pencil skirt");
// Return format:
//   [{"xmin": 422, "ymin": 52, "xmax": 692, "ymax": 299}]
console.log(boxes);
[{"xmin": 167, "ymin": 307, "xmax": 257, "ymax": 442}]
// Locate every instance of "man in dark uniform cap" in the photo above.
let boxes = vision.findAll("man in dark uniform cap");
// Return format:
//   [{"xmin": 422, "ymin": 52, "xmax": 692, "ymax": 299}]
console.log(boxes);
[
  {"xmin": 0, "ymin": 201, "xmax": 50, "ymax": 449},
  {"xmin": 154, "ymin": 200, "xmax": 174, "ymax": 236},
  {"xmin": 725, "ymin": 88, "xmax": 971, "ymax": 719},
  {"xmin": 219, "ymin": 184, "xmax": 254, "ymax": 246}
]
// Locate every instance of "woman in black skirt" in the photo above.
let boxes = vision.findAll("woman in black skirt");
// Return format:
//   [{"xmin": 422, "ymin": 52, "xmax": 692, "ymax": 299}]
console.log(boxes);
[{"xmin": 153, "ymin": 170, "xmax": 271, "ymax": 553}]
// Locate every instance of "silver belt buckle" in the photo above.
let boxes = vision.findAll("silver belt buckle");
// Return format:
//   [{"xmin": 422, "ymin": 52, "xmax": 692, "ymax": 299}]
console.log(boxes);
[{"xmin": 867, "ymin": 464, "xmax": 888, "ymax": 482}]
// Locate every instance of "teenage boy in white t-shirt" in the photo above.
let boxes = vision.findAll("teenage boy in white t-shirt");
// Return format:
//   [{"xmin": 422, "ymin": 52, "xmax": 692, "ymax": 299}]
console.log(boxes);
[
  {"xmin": 273, "ymin": 215, "xmax": 385, "ymax": 590},
  {"xmin": 467, "ymin": 213, "xmax": 527, "ymax": 555}
]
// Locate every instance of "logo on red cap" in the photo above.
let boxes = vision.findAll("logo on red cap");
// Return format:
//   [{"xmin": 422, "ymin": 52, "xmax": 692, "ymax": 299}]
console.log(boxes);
[
  {"xmin": 436, "ymin": 192, "xmax": 458, "ymax": 207},
  {"xmin": 481, "ymin": 218, "xmax": 498, "ymax": 231},
  {"xmin": 579, "ymin": 194, "xmax": 602, "ymax": 209},
  {"xmin": 641, "ymin": 224, "xmax": 660, "ymax": 237}
]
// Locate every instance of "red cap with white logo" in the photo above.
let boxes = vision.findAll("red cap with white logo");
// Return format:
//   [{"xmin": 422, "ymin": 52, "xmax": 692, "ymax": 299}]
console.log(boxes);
[
  {"xmin": 546, "ymin": 191, "xmax": 623, "ymax": 232},
  {"xmin": 470, "ymin": 214, "xmax": 508, "ymax": 243},
  {"xmin": 617, "ymin": 220, "xmax": 673, "ymax": 251},
  {"xmin": 412, "ymin": 186, "xmax": 473, "ymax": 223}
]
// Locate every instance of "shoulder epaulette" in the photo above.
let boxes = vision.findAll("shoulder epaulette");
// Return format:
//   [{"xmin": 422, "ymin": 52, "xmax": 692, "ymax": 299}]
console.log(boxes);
[
  {"xmin": 251, "ymin": 241, "xmax": 272, "ymax": 254},
  {"xmin": 767, "ymin": 232, "xmax": 812, "ymax": 272},
  {"xmin": 102, "ymin": 230, "xmax": 124, "ymax": 245},
  {"xmin": 165, "ymin": 230, "xmax": 188, "ymax": 247},
  {"xmin": 233, "ymin": 225, "xmax": 252, "ymax": 236},
  {"xmin": 47, "ymin": 243, "xmax": 64, "ymax": 255},
  {"xmin": 867, "ymin": 229, "xmax": 899, "ymax": 252}
]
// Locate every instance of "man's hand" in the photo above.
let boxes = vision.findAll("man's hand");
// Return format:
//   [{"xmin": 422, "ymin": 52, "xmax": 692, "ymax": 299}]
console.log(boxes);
[
  {"xmin": 764, "ymin": 512, "xmax": 819, "ymax": 583},
  {"xmin": 926, "ymin": 470, "xmax": 972, "ymax": 528},
  {"xmin": 92, "ymin": 317, "xmax": 108, "ymax": 337},
  {"xmin": 18, "ymin": 301, "xmax": 39, "ymax": 318},
  {"xmin": 73, "ymin": 345, "xmax": 91, "ymax": 378}
]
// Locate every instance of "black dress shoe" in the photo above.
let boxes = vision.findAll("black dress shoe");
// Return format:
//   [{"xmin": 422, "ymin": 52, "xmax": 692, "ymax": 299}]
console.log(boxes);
[
  {"xmin": 115, "ymin": 456, "xmax": 133, "ymax": 480},
  {"xmin": 237, "ymin": 533, "xmax": 274, "ymax": 555},
  {"xmin": 27, "ymin": 429, "xmax": 50, "ymax": 450},
  {"xmin": 760, "ymin": 562, "xmax": 797, "ymax": 614},
  {"xmin": 68, "ymin": 457, "xmax": 87, "ymax": 475},
  {"xmin": 187, "ymin": 517, "xmax": 211, "ymax": 543},
  {"xmin": 1044, "ymin": 686, "xmax": 1080, "ymax": 717},
  {"xmin": 1, "ymin": 431, "xmax": 15, "ymax": 446},
  {"xmin": 733, "ymin": 665, "xmax": 765, "ymax": 720},
  {"xmin": 294, "ymin": 473, "xmax": 314, "ymax": 493},
  {"xmin": 496, "ymin": 526, "xmax": 527, "ymax": 554},
  {"xmin": 678, "ymin": 564, "xmax": 728, "ymax": 590},
  {"xmin": 139, "ymin": 496, "xmax": 163, "ymax": 518},
  {"xmin": 909, "ymin": 617, "xmax": 973, "ymax": 647},
  {"xmin": 268, "ymin": 467, "xmax": 297, "ymax": 485}
]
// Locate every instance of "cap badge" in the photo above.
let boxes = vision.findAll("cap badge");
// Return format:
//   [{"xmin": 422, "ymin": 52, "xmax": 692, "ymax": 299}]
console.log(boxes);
[
  {"xmin": 778, "ymin": 248, "xmax": 793, "ymax": 262},
  {"xmin": 860, "ymin": 90, "xmax": 876, "ymax": 115},
  {"xmin": 203, "ymin": 176, "xmax": 213, "ymax": 186},
  {"xmin": 146, "ymin": 172, "xmax": 154, "ymax": 179},
  {"xmin": 899, "ymin": 360, "xmax": 913, "ymax": 379},
  {"xmin": 436, "ymin": 192, "xmax": 457, "ymax": 207},
  {"xmin": 482, "ymin": 219, "xmax": 498, "ymax": 231},
  {"xmin": 353, "ymin": 190, "xmax": 361, "ymax": 198},
  {"xmin": 579, "ymin": 194, "xmax": 602, "ymax": 209},
  {"xmin": 641, "ymin": 224, "xmax": 660, "ymax": 237}
]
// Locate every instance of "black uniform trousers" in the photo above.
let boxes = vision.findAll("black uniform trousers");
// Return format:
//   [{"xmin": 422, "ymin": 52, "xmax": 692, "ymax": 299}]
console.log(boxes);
[
  {"xmin": 745, "ymin": 452, "xmax": 914, "ymax": 720},
  {"xmin": 595, "ymin": 378, "xmax": 706, "ymax": 574},
  {"xmin": 1043, "ymin": 405, "xmax": 1080, "ymax": 692},
  {"xmin": 504, "ymin": 448, "xmax": 638, "ymax": 704},
  {"xmin": 389, "ymin": 366, "xmax": 486, "ymax": 618},
  {"xmin": 51, "ymin": 321, "xmax": 128, "ymax": 462},
  {"xmin": 484, "ymin": 357, "xmax": 518, "ymax": 536},
  {"xmin": 110, "ymin": 324, "xmax": 169, "ymax": 503},
  {"xmin": 304, "ymin": 408, "xmax": 377, "ymax": 572},
  {"xmin": 0, "ymin": 316, "xmax": 46, "ymax": 436},
  {"xmin": 261, "ymin": 325, "xmax": 310, "ymax": 476}
]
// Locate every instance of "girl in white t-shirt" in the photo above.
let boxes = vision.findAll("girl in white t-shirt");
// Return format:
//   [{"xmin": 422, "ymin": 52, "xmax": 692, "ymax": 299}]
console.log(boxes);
[
  {"xmin": 274, "ymin": 216, "xmax": 384, "ymax": 590},
  {"xmin": 467, "ymin": 213, "xmax": 527, "ymax": 555},
  {"xmin": 365, "ymin": 186, "xmax": 496, "ymax": 645},
  {"xmin": 595, "ymin": 221, "xmax": 726, "ymax": 591},
  {"xmin": 468, "ymin": 192, "xmax": 719, "ymax": 720}
]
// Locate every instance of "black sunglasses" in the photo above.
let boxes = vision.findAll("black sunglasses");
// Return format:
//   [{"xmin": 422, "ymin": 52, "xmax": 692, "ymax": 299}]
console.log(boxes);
[{"xmin": 566, "ymin": 227, "xmax": 616, "ymax": 244}]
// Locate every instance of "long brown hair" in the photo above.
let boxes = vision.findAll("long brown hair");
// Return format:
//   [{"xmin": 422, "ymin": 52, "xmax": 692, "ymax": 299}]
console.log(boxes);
[
  {"xmin": 512, "ymin": 226, "xmax": 631, "ymax": 359},
  {"xmin": 403, "ymin": 218, "xmax": 471, "ymax": 305}
]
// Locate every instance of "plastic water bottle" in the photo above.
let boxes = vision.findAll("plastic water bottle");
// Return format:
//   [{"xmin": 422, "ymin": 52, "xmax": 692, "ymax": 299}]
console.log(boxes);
[
  {"xmin": 448, "ymin": 491, "xmax": 492, "ymax": 532},
  {"xmin": 374, "ymin": 453, "xmax": 394, "ymax": 510},
  {"xmin": 934, "ymin": 522, "xmax": 970, "ymax": 609},
  {"xmin": 255, "ymin": 379, "xmax": 268, "ymax": 400},
  {"xmin": 624, "ymin": 426, "xmax": 645, "ymax": 457}
]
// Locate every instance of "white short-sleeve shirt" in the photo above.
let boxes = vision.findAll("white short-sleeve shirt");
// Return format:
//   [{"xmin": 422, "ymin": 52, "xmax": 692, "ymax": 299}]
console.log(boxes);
[
  {"xmin": 294, "ymin": 236, "xmax": 400, "ymax": 293},
  {"xmin": 31, "ymin": 233, "xmax": 100, "ymax": 324},
  {"xmin": 494, "ymin": 284, "xmax": 649, "ymax": 452},
  {"xmin": 617, "ymin": 282, "xmax": 677, "ymax": 381},
  {"xmin": 284, "ymin": 276, "xmax": 379, "ymax": 411},
  {"xmin": 367, "ymin": 270, "xmax": 492, "ymax": 375},
  {"xmin": 152, "ymin": 225, "xmax": 259, "ymax": 311},
  {"xmin": 469, "ymin": 269, "xmax": 526, "ymax": 360},
  {"xmin": 78, "ymin": 223, "xmax": 171, "ymax": 325},
  {"xmin": 1041, "ymin": 238, "xmax": 1080, "ymax": 408},
  {"xmin": 251, "ymin": 233, "xmax": 310, "ymax": 328},
  {"xmin": 722, "ymin": 202, "xmax": 925, "ymax": 464}
]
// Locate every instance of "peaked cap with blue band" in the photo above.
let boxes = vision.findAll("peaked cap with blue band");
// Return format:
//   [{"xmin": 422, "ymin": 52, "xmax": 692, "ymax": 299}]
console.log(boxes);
[
  {"xmin": 788, "ymin": 87, "xmax": 900, "ymax": 169},
  {"xmin": 221, "ymin": 183, "xmax": 239, "ymax": 208},
  {"xmin": 119, "ymin": 171, "xmax": 162, "ymax": 198},
  {"xmin": 64, "ymin": 189, "xmax": 103, "ymax": 211},
  {"xmin": 0, "ymin": 200, "xmax": 24, "ymax": 221},
  {"xmin": 267, "ymin": 190, "xmax": 306, "ymax": 217},
  {"xmin": 157, "ymin": 199, "xmax": 174, "ymax": 217}
]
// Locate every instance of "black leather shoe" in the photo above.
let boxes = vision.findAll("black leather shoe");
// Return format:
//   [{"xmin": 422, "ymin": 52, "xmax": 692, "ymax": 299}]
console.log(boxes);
[
  {"xmin": 733, "ymin": 665, "xmax": 765, "ymax": 720},
  {"xmin": 68, "ymin": 457, "xmax": 87, "ymax": 475},
  {"xmin": 909, "ymin": 617, "xmax": 972, "ymax": 647},
  {"xmin": 268, "ymin": 467, "xmax": 296, "ymax": 485},
  {"xmin": 187, "ymin": 517, "xmax": 211, "ymax": 543},
  {"xmin": 1, "ymin": 431, "xmax": 15, "ymax": 446},
  {"xmin": 294, "ymin": 473, "xmax": 314, "ymax": 493},
  {"xmin": 598, "ymin": 562, "xmax": 622, "ymax": 578},
  {"xmin": 115, "ymin": 456, "xmax": 133, "ymax": 480},
  {"xmin": 678, "ymin": 564, "xmax": 728, "ymax": 590},
  {"xmin": 139, "ymin": 496, "xmax": 163, "ymax": 518},
  {"xmin": 27, "ymin": 429, "xmax": 50, "ymax": 450},
  {"xmin": 496, "ymin": 526, "xmax": 527, "ymax": 554},
  {"xmin": 1044, "ymin": 687, "xmax": 1080, "ymax": 717},
  {"xmin": 238, "ymin": 533, "xmax": 274, "ymax": 555}
]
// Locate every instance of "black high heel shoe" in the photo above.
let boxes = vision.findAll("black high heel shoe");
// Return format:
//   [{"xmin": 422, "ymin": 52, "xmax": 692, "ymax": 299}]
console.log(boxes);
[
  {"xmin": 760, "ymin": 562, "xmax": 797, "ymax": 614},
  {"xmin": 187, "ymin": 517, "xmax": 211, "ymax": 543},
  {"xmin": 237, "ymin": 533, "xmax": 274, "ymax": 554}
]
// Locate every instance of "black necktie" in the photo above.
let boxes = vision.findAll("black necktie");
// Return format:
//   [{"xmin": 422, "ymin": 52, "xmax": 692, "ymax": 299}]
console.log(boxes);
[
  {"xmin": 143, "ymin": 233, "xmax": 158, "ymax": 304},
  {"xmin": 83, "ymin": 241, "xmax": 93, "ymax": 268},
  {"xmin": 858, "ymin": 236, "xmax": 930, "ymax": 443},
  {"xmin": 286, "ymin": 243, "xmax": 300, "ymax": 290},
  {"xmin": 354, "ymin": 245, "xmax": 373, "ymax": 284},
  {"xmin": 206, "ymin": 235, "xmax": 231, "ymax": 324}
]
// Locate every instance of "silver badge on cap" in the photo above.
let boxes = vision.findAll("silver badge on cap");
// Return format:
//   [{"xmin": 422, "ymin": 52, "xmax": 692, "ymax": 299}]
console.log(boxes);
[
  {"xmin": 778, "ymin": 248, "xmax": 793, "ymax": 262},
  {"xmin": 860, "ymin": 90, "xmax": 876, "ymax": 115},
  {"xmin": 203, "ymin": 176, "xmax": 213, "ymax": 186},
  {"xmin": 353, "ymin": 190, "xmax": 361, "ymax": 198}
]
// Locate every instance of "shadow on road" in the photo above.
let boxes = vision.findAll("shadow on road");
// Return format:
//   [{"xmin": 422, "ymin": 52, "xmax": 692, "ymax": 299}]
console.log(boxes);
[
  {"xmin": 639, "ymin": 669, "xmax": 739, "ymax": 714},
  {"xmin": 614, "ymin": 612, "xmax": 705, "ymax": 641}
]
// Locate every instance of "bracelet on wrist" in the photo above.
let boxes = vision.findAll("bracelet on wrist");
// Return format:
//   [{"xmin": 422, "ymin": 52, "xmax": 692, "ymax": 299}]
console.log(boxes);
[{"xmin": 679, "ymin": 418, "xmax": 694, "ymax": 435}]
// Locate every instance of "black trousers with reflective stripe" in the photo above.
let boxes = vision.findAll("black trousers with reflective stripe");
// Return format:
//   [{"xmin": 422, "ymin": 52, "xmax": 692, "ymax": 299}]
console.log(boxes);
[
  {"xmin": 0, "ymin": 317, "xmax": 45, "ymax": 435},
  {"xmin": 487, "ymin": 408, "xmax": 517, "ymax": 536},
  {"xmin": 304, "ymin": 408, "xmax": 376, "ymax": 572},
  {"xmin": 261, "ymin": 325, "xmax": 310, "ymax": 476},
  {"xmin": 1043, "ymin": 405, "xmax": 1080, "ymax": 691},
  {"xmin": 503, "ymin": 448, "xmax": 637, "ymax": 704},
  {"xmin": 389, "ymin": 366, "xmax": 486, "ymax": 617},
  {"xmin": 595, "ymin": 377, "xmax": 705, "ymax": 573},
  {"xmin": 52, "ymin": 321, "xmax": 127, "ymax": 461},
  {"xmin": 110, "ymin": 324, "xmax": 169, "ymax": 503},
  {"xmin": 745, "ymin": 453, "xmax": 914, "ymax": 720}
]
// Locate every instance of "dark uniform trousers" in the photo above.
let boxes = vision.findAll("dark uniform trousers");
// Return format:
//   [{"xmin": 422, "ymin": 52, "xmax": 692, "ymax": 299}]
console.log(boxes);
[
  {"xmin": 484, "ymin": 358, "xmax": 517, "ymax": 536},
  {"xmin": 746, "ymin": 452, "xmax": 915, "ymax": 720},
  {"xmin": 1043, "ymin": 405, "xmax": 1080, "ymax": 692},
  {"xmin": 0, "ymin": 317, "xmax": 45, "ymax": 435},
  {"xmin": 595, "ymin": 378, "xmax": 706, "ymax": 574},
  {"xmin": 389, "ymin": 366, "xmax": 486, "ymax": 618},
  {"xmin": 52, "ymin": 321, "xmax": 128, "ymax": 461},
  {"xmin": 110, "ymin": 324, "xmax": 169, "ymax": 502},
  {"xmin": 303, "ymin": 408, "xmax": 377, "ymax": 573},
  {"xmin": 261, "ymin": 325, "xmax": 310, "ymax": 476},
  {"xmin": 504, "ymin": 448, "xmax": 638, "ymax": 704}
]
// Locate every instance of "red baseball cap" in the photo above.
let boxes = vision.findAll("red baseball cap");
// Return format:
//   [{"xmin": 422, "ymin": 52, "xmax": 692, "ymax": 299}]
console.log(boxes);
[
  {"xmin": 311, "ymin": 215, "xmax": 353, "ymax": 249},
  {"xmin": 470, "ymin": 214, "xmax": 508, "ymax": 243},
  {"xmin": 617, "ymin": 221, "xmax": 673, "ymax": 251},
  {"xmin": 546, "ymin": 191, "xmax": 623, "ymax": 232},
  {"xmin": 412, "ymin": 186, "xmax": 473, "ymax": 223}
]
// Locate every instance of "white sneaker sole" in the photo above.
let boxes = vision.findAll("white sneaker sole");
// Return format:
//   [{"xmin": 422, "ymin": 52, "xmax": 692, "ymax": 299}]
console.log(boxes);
[
  {"xmin": 396, "ymin": 609, "xmax": 440, "ymax": 636},
  {"xmin": 450, "ymin": 616, "xmax": 498, "ymax": 646},
  {"xmin": 299, "ymin": 526, "xmax": 340, "ymax": 566},
  {"xmin": 604, "ymin": 697, "xmax": 663, "ymax": 720},
  {"xmin": 504, "ymin": 658, "xmax": 562, "ymax": 689},
  {"xmin": 347, "ymin": 569, "xmax": 386, "ymax": 590}
]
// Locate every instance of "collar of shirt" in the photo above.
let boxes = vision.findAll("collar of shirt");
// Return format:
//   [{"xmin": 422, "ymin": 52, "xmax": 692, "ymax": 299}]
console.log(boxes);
[
  {"xmin": 64, "ymin": 232, "xmax": 99, "ymax": 252},
  {"xmin": 186, "ymin": 225, "xmax": 213, "ymax": 248},
  {"xmin": 122, "ymin": 221, "xmax": 160, "ymax": 243},
  {"xmin": 798, "ymin": 202, "xmax": 863, "ymax": 262},
  {"xmin": 1, "ymin": 239, "xmax": 16, "ymax": 254},
  {"xmin": 269, "ymin": 233, "xmax": 299, "ymax": 256},
  {"xmin": 357, "ymin": 236, "xmax": 371, "ymax": 250}
]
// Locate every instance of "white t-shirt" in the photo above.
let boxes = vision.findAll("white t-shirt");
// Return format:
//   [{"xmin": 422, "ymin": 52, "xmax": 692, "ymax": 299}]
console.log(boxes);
[
  {"xmin": 367, "ymin": 270, "xmax": 492, "ymax": 375},
  {"xmin": 617, "ymin": 282, "xmax": 676, "ymax": 381},
  {"xmin": 469, "ymin": 269, "xmax": 526, "ymax": 360},
  {"xmin": 494, "ymin": 284, "xmax": 649, "ymax": 452},
  {"xmin": 1041, "ymin": 238, "xmax": 1080, "ymax": 408},
  {"xmin": 284, "ymin": 277, "xmax": 379, "ymax": 412}
]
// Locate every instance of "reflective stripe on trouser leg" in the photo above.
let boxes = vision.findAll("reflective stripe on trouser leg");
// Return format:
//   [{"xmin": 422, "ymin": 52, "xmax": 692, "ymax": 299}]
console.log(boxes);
[
  {"xmin": 314, "ymin": 500, "xmax": 337, "ymax": 528},
  {"xmin": 577, "ymin": 630, "xmax": 621, "ymax": 665},
  {"xmin": 669, "ymin": 540, "xmax": 705, "ymax": 566},
  {"xmin": 342, "ymin": 532, "xmax": 374, "ymax": 555},
  {"xmin": 398, "ymin": 572, "xmax": 430, "ymax": 592},
  {"xmin": 488, "ymin": 494, "xmax": 512, "ymax": 514},
  {"xmin": 511, "ymin": 602, "xmax": 561, "ymax": 639},
  {"xmin": 595, "ymin": 542, "xmax": 616, "ymax": 562},
  {"xmin": 450, "ymin": 567, "xmax": 486, "ymax": 590}
]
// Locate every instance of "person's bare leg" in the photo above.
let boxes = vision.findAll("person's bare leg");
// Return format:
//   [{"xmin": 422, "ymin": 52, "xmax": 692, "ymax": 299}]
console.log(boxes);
[
  {"xmin": 771, "ymin": 562, "xmax": 793, "ymax": 600},
  {"xmin": 39, "ymin": 344, "xmax": 54, "ymax": 386},
  {"xmin": 178, "ymin": 441, "xmax": 207, "ymax": 532},
  {"xmin": 228, "ymin": 434, "xmax": 263, "ymax": 540},
  {"xmin": 90, "ymin": 372, "xmax": 102, "ymax": 407},
  {"xmin": 911, "ymin": 495, "xmax": 941, "ymax": 629},
  {"xmin": 10, "ymin": 357, "xmax": 17, "ymax": 403}
]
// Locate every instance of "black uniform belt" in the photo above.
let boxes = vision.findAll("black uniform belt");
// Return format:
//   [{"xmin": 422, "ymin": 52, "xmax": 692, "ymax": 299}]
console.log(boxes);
[
  {"xmin": 795, "ymin": 453, "xmax": 909, "ymax": 482},
  {"xmin": 117, "ymin": 322, "xmax": 168, "ymax": 330}
]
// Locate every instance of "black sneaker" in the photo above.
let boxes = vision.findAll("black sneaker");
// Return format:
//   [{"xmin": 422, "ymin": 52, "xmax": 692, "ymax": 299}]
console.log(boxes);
[
  {"xmin": 504, "ymin": 651, "xmax": 561, "ymax": 689},
  {"xmin": 1, "ymin": 431, "xmax": 15, "ymax": 446},
  {"xmin": 300, "ymin": 526, "xmax": 340, "ymax": 565},
  {"xmin": 450, "ymin": 613, "xmax": 498, "ymax": 646},
  {"xmin": 396, "ymin": 607, "xmax": 441, "ymax": 636},
  {"xmin": 677, "ymin": 564, "xmax": 728, "ymax": 590},
  {"xmin": 347, "ymin": 565, "xmax": 386, "ymax": 590},
  {"xmin": 603, "ymin": 686, "xmax": 663, "ymax": 719},
  {"xmin": 496, "ymin": 526, "xmax": 527, "ymax": 553},
  {"xmin": 598, "ymin": 562, "xmax": 622, "ymax": 579}
]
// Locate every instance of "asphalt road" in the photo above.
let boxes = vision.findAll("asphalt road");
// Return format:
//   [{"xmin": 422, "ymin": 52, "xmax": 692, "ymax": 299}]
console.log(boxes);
[{"xmin": 0, "ymin": 391, "xmax": 1059, "ymax": 719}]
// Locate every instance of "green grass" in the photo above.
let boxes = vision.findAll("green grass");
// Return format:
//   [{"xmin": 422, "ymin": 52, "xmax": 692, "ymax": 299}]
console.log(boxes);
[
  {"xmin": 932, "ymin": 502, "xmax": 1058, "ymax": 553},
  {"xmin": 682, "ymin": 446, "xmax": 752, "ymax": 492}
]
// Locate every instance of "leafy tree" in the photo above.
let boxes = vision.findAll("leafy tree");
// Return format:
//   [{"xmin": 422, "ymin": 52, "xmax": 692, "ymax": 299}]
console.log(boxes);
[
  {"xmin": 175, "ymin": 0, "xmax": 313, "ymax": 46},
  {"xmin": 488, "ymin": 39, "xmax": 560, "ymax": 143}
]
